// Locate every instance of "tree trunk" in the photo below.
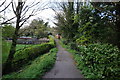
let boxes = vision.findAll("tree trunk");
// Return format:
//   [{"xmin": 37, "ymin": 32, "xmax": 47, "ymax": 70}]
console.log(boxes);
[
  {"xmin": 2, "ymin": 23, "xmax": 20, "ymax": 74},
  {"xmin": 2, "ymin": 2, "xmax": 21, "ymax": 74}
]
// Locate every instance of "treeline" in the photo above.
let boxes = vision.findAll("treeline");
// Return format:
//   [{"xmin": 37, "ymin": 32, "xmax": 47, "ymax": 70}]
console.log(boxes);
[
  {"xmin": 54, "ymin": 2, "xmax": 120, "ymax": 49},
  {"xmin": 19, "ymin": 19, "xmax": 50, "ymax": 38},
  {"xmin": 2, "ymin": 19, "xmax": 49, "ymax": 40}
]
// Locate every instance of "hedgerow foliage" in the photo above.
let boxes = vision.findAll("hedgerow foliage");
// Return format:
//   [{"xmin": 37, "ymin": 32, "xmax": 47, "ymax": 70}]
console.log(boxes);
[
  {"xmin": 12, "ymin": 36, "xmax": 55, "ymax": 70},
  {"xmin": 74, "ymin": 43, "xmax": 120, "ymax": 78}
]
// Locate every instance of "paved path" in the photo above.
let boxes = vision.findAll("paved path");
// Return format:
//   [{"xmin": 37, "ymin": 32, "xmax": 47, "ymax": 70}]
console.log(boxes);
[{"xmin": 43, "ymin": 39, "xmax": 84, "ymax": 78}]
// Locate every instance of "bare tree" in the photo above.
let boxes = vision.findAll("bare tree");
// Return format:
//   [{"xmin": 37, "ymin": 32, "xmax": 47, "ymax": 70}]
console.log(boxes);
[
  {"xmin": 3, "ymin": 0, "xmax": 48, "ymax": 74},
  {"xmin": 0, "ymin": 0, "xmax": 12, "ymax": 13},
  {"xmin": 0, "ymin": 0, "xmax": 14, "ymax": 25}
]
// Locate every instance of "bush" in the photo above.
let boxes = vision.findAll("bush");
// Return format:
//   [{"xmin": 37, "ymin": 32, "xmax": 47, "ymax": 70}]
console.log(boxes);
[
  {"xmin": 68, "ymin": 42, "xmax": 80, "ymax": 51},
  {"xmin": 62, "ymin": 40, "xmax": 68, "ymax": 45},
  {"xmin": 14, "ymin": 43, "xmax": 52, "ymax": 61},
  {"xmin": 61, "ymin": 40, "xmax": 120, "ymax": 79},
  {"xmin": 3, "ymin": 48, "xmax": 58, "ymax": 79},
  {"xmin": 12, "ymin": 36, "xmax": 55, "ymax": 70},
  {"xmin": 74, "ymin": 43, "xmax": 120, "ymax": 79},
  {"xmin": 61, "ymin": 39, "xmax": 70, "ymax": 45}
]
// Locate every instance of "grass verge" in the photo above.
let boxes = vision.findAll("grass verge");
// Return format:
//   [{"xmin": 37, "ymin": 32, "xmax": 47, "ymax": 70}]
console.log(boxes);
[{"xmin": 2, "ymin": 48, "xmax": 58, "ymax": 79}]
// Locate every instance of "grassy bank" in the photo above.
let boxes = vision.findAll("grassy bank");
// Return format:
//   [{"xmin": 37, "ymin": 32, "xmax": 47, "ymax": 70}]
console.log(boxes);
[{"xmin": 2, "ymin": 48, "xmax": 58, "ymax": 79}]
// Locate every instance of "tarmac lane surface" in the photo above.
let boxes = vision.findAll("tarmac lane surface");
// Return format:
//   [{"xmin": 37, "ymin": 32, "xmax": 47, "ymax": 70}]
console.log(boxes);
[{"xmin": 42, "ymin": 39, "xmax": 84, "ymax": 79}]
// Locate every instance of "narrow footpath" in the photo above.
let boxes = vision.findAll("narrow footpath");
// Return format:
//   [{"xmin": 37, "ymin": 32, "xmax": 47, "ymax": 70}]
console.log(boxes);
[{"xmin": 43, "ymin": 39, "xmax": 84, "ymax": 78}]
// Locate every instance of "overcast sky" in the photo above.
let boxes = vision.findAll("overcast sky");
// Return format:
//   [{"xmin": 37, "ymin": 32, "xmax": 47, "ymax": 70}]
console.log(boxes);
[
  {"xmin": 0, "ymin": 0, "xmax": 59, "ymax": 27},
  {"xmin": 1, "ymin": 0, "xmax": 119, "ymax": 28}
]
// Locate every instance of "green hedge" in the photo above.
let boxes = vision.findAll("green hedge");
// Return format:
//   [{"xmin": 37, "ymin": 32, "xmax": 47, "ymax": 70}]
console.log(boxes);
[
  {"xmin": 14, "ymin": 43, "xmax": 53, "ymax": 61},
  {"xmin": 3, "ymin": 48, "xmax": 58, "ymax": 79},
  {"xmin": 74, "ymin": 43, "xmax": 120, "ymax": 79},
  {"xmin": 12, "ymin": 36, "xmax": 55, "ymax": 70}
]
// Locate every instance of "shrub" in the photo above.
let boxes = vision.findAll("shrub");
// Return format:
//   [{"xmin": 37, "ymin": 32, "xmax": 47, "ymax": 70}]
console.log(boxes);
[
  {"xmin": 75, "ymin": 43, "xmax": 120, "ymax": 79},
  {"xmin": 61, "ymin": 39, "xmax": 70, "ymax": 45},
  {"xmin": 68, "ymin": 42, "xmax": 79, "ymax": 51},
  {"xmin": 12, "ymin": 36, "xmax": 55, "ymax": 70},
  {"xmin": 60, "ymin": 37, "xmax": 119, "ymax": 79},
  {"xmin": 76, "ymin": 35, "xmax": 88, "ymax": 45},
  {"xmin": 62, "ymin": 40, "xmax": 68, "ymax": 45}
]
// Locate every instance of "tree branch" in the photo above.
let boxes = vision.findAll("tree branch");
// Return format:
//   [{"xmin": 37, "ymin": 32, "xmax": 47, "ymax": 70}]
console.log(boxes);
[
  {"xmin": 91, "ymin": 2, "xmax": 120, "ymax": 19},
  {"xmin": 0, "ymin": 16, "xmax": 16, "ymax": 25},
  {"xmin": 0, "ymin": 0, "xmax": 6, "ymax": 7},
  {"xmin": 0, "ymin": 0, "xmax": 12, "ymax": 13},
  {"xmin": 19, "ymin": 15, "xmax": 33, "ymax": 27},
  {"xmin": 18, "ymin": 27, "xmax": 28, "ymax": 35},
  {"xmin": 12, "ymin": 1, "xmax": 16, "ymax": 15}
]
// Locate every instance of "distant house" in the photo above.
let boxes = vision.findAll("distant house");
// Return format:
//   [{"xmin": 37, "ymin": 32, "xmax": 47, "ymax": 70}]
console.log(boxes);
[
  {"xmin": 17, "ymin": 36, "xmax": 34, "ymax": 44},
  {"xmin": 18, "ymin": 36, "xmax": 32, "ymax": 39},
  {"xmin": 17, "ymin": 36, "xmax": 49, "ymax": 44}
]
